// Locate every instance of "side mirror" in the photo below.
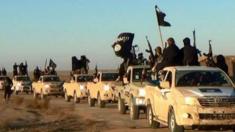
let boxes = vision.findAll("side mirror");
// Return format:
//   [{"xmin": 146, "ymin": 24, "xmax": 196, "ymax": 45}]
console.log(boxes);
[
  {"xmin": 160, "ymin": 81, "xmax": 170, "ymax": 89},
  {"xmin": 93, "ymin": 78, "xmax": 98, "ymax": 83},
  {"xmin": 123, "ymin": 77, "xmax": 129, "ymax": 85}
]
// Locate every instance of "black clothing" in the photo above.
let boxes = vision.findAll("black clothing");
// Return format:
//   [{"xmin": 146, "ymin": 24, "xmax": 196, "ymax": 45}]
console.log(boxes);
[
  {"xmin": 162, "ymin": 44, "xmax": 181, "ymax": 66},
  {"xmin": 181, "ymin": 45, "xmax": 199, "ymax": 66},
  {"xmin": 156, "ymin": 44, "xmax": 181, "ymax": 72},
  {"xmin": 4, "ymin": 77, "xmax": 13, "ymax": 101},
  {"xmin": 216, "ymin": 55, "xmax": 228, "ymax": 74}
]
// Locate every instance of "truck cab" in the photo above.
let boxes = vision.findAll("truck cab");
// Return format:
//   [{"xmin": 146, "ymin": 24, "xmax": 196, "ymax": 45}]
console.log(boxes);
[
  {"xmin": 12, "ymin": 75, "xmax": 32, "ymax": 94},
  {"xmin": 145, "ymin": 66, "xmax": 235, "ymax": 132},
  {"xmin": 87, "ymin": 71, "xmax": 118, "ymax": 108},
  {"xmin": 32, "ymin": 75, "xmax": 64, "ymax": 99},
  {"xmin": 64, "ymin": 74, "xmax": 93, "ymax": 103},
  {"xmin": 116, "ymin": 65, "xmax": 151, "ymax": 120}
]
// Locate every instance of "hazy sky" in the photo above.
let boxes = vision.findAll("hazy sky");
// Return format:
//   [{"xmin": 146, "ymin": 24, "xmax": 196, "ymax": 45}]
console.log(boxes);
[{"xmin": 0, "ymin": 0, "xmax": 235, "ymax": 71}]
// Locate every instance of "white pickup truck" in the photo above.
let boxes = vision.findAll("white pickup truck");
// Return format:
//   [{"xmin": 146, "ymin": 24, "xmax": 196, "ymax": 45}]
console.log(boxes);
[
  {"xmin": 115, "ymin": 65, "xmax": 151, "ymax": 120},
  {"xmin": 145, "ymin": 66, "xmax": 235, "ymax": 132},
  {"xmin": 64, "ymin": 74, "xmax": 93, "ymax": 103},
  {"xmin": 32, "ymin": 75, "xmax": 64, "ymax": 99},
  {"xmin": 12, "ymin": 75, "xmax": 32, "ymax": 94},
  {"xmin": 87, "ymin": 71, "xmax": 119, "ymax": 108}
]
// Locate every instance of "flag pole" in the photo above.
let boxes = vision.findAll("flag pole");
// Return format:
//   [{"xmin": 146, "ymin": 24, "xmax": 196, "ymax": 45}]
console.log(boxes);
[
  {"xmin": 158, "ymin": 24, "xmax": 164, "ymax": 49},
  {"xmin": 155, "ymin": 5, "xmax": 164, "ymax": 49}
]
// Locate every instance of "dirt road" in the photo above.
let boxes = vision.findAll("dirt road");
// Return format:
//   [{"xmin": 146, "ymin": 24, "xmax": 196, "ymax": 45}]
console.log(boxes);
[{"xmin": 0, "ymin": 92, "xmax": 231, "ymax": 132}]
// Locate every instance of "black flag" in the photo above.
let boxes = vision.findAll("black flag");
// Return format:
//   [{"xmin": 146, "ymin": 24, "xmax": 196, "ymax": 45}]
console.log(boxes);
[
  {"xmin": 155, "ymin": 5, "xmax": 171, "ymax": 27},
  {"xmin": 112, "ymin": 32, "xmax": 135, "ymax": 58},
  {"xmin": 49, "ymin": 59, "xmax": 57, "ymax": 69}
]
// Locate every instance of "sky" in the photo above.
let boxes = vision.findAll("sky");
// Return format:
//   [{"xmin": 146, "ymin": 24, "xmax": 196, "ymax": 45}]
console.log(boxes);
[{"xmin": 0, "ymin": 0, "xmax": 235, "ymax": 71}]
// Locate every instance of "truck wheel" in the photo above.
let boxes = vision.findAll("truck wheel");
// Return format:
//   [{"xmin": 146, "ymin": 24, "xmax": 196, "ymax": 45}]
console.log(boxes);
[
  {"xmin": 33, "ymin": 90, "xmax": 38, "ymax": 99},
  {"xmin": 74, "ymin": 92, "xmax": 80, "ymax": 103},
  {"xmin": 168, "ymin": 109, "xmax": 184, "ymax": 132},
  {"xmin": 147, "ymin": 104, "xmax": 160, "ymax": 128},
  {"xmin": 97, "ymin": 94, "xmax": 105, "ymax": 108},
  {"xmin": 118, "ymin": 96, "xmax": 126, "ymax": 114},
  {"xmin": 64, "ymin": 91, "xmax": 70, "ymax": 102},
  {"xmin": 130, "ymin": 98, "xmax": 139, "ymax": 120},
  {"xmin": 88, "ymin": 95, "xmax": 95, "ymax": 107},
  {"xmin": 40, "ymin": 91, "xmax": 45, "ymax": 100},
  {"xmin": 15, "ymin": 91, "xmax": 19, "ymax": 95}
]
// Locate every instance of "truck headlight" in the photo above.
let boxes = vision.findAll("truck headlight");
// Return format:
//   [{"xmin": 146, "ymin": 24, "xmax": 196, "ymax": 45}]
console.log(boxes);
[
  {"xmin": 17, "ymin": 83, "xmax": 22, "ymax": 87},
  {"xmin": 184, "ymin": 97, "xmax": 197, "ymax": 105},
  {"xmin": 45, "ymin": 84, "xmax": 50, "ymax": 89},
  {"xmin": 80, "ymin": 85, "xmax": 85, "ymax": 90},
  {"xmin": 138, "ymin": 88, "xmax": 146, "ymax": 97},
  {"xmin": 103, "ymin": 85, "xmax": 110, "ymax": 91}
]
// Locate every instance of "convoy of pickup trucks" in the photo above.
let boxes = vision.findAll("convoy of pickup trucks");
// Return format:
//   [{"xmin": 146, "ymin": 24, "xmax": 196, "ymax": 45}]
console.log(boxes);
[{"xmin": 1, "ymin": 65, "xmax": 235, "ymax": 132}]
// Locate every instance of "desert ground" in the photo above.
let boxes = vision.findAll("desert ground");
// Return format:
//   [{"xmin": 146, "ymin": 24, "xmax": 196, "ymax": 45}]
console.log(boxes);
[
  {"xmin": 0, "ymin": 92, "xmax": 233, "ymax": 132},
  {"xmin": 0, "ymin": 92, "xmax": 168, "ymax": 132}
]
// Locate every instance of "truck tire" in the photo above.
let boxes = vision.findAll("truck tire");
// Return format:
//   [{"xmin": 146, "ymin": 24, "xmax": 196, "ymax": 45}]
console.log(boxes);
[
  {"xmin": 118, "ymin": 96, "xmax": 126, "ymax": 114},
  {"xmin": 73, "ymin": 92, "xmax": 80, "ymax": 103},
  {"xmin": 33, "ymin": 90, "xmax": 38, "ymax": 99},
  {"xmin": 15, "ymin": 91, "xmax": 19, "ymax": 95},
  {"xmin": 168, "ymin": 109, "xmax": 184, "ymax": 132},
  {"xmin": 147, "ymin": 104, "xmax": 160, "ymax": 128},
  {"xmin": 64, "ymin": 91, "xmax": 70, "ymax": 102},
  {"xmin": 88, "ymin": 95, "xmax": 95, "ymax": 107},
  {"xmin": 97, "ymin": 94, "xmax": 105, "ymax": 108},
  {"xmin": 130, "ymin": 98, "xmax": 139, "ymax": 120},
  {"xmin": 40, "ymin": 91, "xmax": 45, "ymax": 100}
]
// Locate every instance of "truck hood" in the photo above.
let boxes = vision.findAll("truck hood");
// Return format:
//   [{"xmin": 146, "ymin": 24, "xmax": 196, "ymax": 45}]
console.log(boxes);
[{"xmin": 178, "ymin": 87, "xmax": 235, "ymax": 97}]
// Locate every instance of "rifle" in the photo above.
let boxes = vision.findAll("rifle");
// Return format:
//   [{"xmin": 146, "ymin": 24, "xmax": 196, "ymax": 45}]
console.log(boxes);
[
  {"xmin": 203, "ymin": 40, "xmax": 215, "ymax": 67},
  {"xmin": 44, "ymin": 59, "xmax": 47, "ymax": 70},
  {"xmin": 193, "ymin": 30, "xmax": 202, "ymax": 56},
  {"xmin": 145, "ymin": 36, "xmax": 155, "ymax": 66}
]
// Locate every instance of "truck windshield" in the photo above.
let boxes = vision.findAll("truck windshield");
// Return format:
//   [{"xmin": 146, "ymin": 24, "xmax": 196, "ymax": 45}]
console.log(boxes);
[
  {"xmin": 44, "ymin": 76, "xmax": 60, "ymax": 82},
  {"xmin": 77, "ymin": 75, "xmax": 93, "ymax": 82},
  {"xmin": 102, "ymin": 73, "xmax": 118, "ymax": 81},
  {"xmin": 132, "ymin": 68, "xmax": 151, "ymax": 82},
  {"xmin": 176, "ymin": 70, "xmax": 233, "ymax": 87},
  {"xmin": 16, "ymin": 76, "xmax": 30, "ymax": 81}
]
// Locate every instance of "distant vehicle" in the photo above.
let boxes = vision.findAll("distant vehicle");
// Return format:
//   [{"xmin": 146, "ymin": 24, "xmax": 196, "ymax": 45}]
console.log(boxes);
[
  {"xmin": 145, "ymin": 66, "xmax": 235, "ymax": 132},
  {"xmin": 12, "ymin": 75, "xmax": 32, "ymax": 94},
  {"xmin": 0, "ymin": 76, "xmax": 7, "ymax": 90},
  {"xmin": 115, "ymin": 65, "xmax": 151, "ymax": 120},
  {"xmin": 32, "ymin": 75, "xmax": 64, "ymax": 99},
  {"xmin": 87, "ymin": 71, "xmax": 118, "ymax": 108},
  {"xmin": 64, "ymin": 74, "xmax": 93, "ymax": 103}
]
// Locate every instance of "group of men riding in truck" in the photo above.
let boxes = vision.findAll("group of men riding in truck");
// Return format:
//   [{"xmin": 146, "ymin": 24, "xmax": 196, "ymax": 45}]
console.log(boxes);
[{"xmin": 112, "ymin": 32, "xmax": 228, "ymax": 81}]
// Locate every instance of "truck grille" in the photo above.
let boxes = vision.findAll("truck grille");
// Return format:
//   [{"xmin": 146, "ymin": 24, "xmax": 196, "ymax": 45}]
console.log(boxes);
[
  {"xmin": 199, "ymin": 113, "xmax": 235, "ymax": 120},
  {"xmin": 198, "ymin": 97, "xmax": 235, "ymax": 107}
]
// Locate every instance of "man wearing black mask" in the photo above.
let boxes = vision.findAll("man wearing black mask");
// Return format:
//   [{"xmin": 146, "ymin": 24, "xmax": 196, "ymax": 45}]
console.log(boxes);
[{"xmin": 181, "ymin": 37, "xmax": 199, "ymax": 66}]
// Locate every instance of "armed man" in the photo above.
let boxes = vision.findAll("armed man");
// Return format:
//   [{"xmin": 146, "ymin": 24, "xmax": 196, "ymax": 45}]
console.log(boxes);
[
  {"xmin": 3, "ymin": 77, "xmax": 13, "ymax": 102},
  {"xmin": 216, "ymin": 55, "xmax": 228, "ymax": 74},
  {"xmin": 156, "ymin": 37, "xmax": 181, "ymax": 72},
  {"xmin": 2, "ymin": 68, "xmax": 7, "ymax": 76},
  {"xmin": 181, "ymin": 37, "xmax": 199, "ymax": 66},
  {"xmin": 13, "ymin": 63, "xmax": 18, "ymax": 76}
]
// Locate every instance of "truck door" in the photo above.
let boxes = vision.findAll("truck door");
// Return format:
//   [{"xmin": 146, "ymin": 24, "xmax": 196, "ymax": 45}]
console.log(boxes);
[
  {"xmin": 159, "ymin": 71, "xmax": 172, "ymax": 121},
  {"xmin": 153, "ymin": 70, "xmax": 167, "ymax": 117}
]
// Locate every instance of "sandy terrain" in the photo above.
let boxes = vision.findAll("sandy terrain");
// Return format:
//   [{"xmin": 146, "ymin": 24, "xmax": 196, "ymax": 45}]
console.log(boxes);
[{"xmin": 0, "ymin": 92, "xmax": 167, "ymax": 132}]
